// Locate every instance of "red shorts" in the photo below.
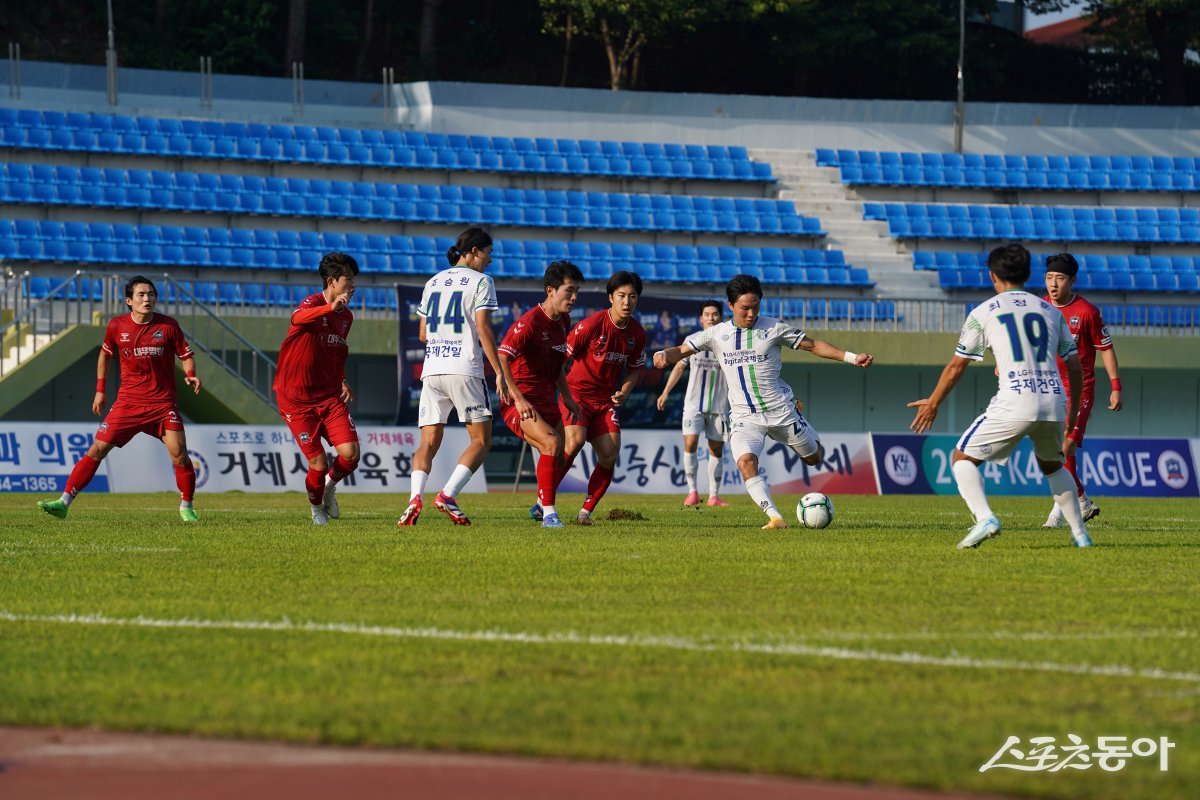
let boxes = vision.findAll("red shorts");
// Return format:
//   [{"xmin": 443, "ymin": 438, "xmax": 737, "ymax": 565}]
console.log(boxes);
[
  {"xmin": 1066, "ymin": 391, "xmax": 1094, "ymax": 446},
  {"xmin": 500, "ymin": 399, "xmax": 562, "ymax": 440},
  {"xmin": 96, "ymin": 400, "xmax": 185, "ymax": 447},
  {"xmin": 279, "ymin": 395, "xmax": 358, "ymax": 459},
  {"xmin": 561, "ymin": 397, "xmax": 621, "ymax": 441}
]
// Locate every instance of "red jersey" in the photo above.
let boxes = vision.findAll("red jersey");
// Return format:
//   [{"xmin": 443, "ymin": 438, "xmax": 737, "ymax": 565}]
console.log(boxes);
[
  {"xmin": 565, "ymin": 309, "xmax": 646, "ymax": 406},
  {"xmin": 274, "ymin": 292, "xmax": 354, "ymax": 406},
  {"xmin": 498, "ymin": 305, "xmax": 571, "ymax": 408},
  {"xmin": 101, "ymin": 312, "xmax": 193, "ymax": 404},
  {"xmin": 1045, "ymin": 293, "xmax": 1112, "ymax": 396}
]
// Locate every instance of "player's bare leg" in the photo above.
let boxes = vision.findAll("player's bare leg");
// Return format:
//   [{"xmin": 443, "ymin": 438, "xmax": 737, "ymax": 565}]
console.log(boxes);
[
  {"xmin": 706, "ymin": 439, "xmax": 728, "ymax": 506},
  {"xmin": 579, "ymin": 431, "xmax": 619, "ymax": 524},
  {"xmin": 400, "ymin": 424, "xmax": 443, "ymax": 527},
  {"xmin": 434, "ymin": 420, "xmax": 491, "ymax": 526},
  {"xmin": 736, "ymin": 453, "xmax": 786, "ymax": 529},
  {"xmin": 163, "ymin": 429, "xmax": 199, "ymax": 522},
  {"xmin": 323, "ymin": 441, "xmax": 359, "ymax": 520},
  {"xmin": 38, "ymin": 439, "xmax": 115, "ymax": 519}
]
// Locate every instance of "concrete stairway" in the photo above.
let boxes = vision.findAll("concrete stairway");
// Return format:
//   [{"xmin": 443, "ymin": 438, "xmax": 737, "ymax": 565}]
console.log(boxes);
[
  {"xmin": 0, "ymin": 332, "xmax": 53, "ymax": 376},
  {"xmin": 752, "ymin": 148, "xmax": 940, "ymax": 298}
]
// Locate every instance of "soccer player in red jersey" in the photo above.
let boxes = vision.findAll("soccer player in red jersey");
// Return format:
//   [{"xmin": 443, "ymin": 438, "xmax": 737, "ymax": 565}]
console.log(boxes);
[
  {"xmin": 497, "ymin": 261, "xmax": 584, "ymax": 528},
  {"xmin": 274, "ymin": 252, "xmax": 361, "ymax": 525},
  {"xmin": 37, "ymin": 276, "xmax": 202, "ymax": 522},
  {"xmin": 552, "ymin": 270, "xmax": 646, "ymax": 525},
  {"xmin": 1042, "ymin": 252, "xmax": 1123, "ymax": 527}
]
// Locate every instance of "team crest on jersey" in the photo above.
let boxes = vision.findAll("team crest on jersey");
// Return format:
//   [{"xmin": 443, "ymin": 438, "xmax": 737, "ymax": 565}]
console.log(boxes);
[
  {"xmin": 153, "ymin": 330, "xmax": 164, "ymax": 339},
  {"xmin": 1070, "ymin": 315, "xmax": 1081, "ymax": 327},
  {"xmin": 98, "ymin": 422, "xmax": 108, "ymax": 432},
  {"xmin": 299, "ymin": 432, "xmax": 311, "ymax": 443}
]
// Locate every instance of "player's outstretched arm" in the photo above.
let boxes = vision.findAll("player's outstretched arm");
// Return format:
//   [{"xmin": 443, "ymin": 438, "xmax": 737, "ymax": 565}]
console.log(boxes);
[
  {"xmin": 800, "ymin": 337, "xmax": 873, "ymax": 368},
  {"xmin": 908, "ymin": 356, "xmax": 970, "ymax": 433},
  {"xmin": 656, "ymin": 360, "xmax": 686, "ymax": 410},
  {"xmin": 180, "ymin": 357, "xmax": 202, "ymax": 395},
  {"xmin": 92, "ymin": 349, "xmax": 111, "ymax": 416},
  {"xmin": 1099, "ymin": 347, "xmax": 1123, "ymax": 411},
  {"xmin": 653, "ymin": 342, "xmax": 696, "ymax": 369}
]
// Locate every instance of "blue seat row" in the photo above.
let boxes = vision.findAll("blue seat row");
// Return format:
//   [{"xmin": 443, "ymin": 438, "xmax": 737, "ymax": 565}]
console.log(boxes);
[
  {"xmin": 23, "ymin": 276, "xmax": 401, "ymax": 311},
  {"xmin": 864, "ymin": 202, "xmax": 1200, "ymax": 243},
  {"xmin": 0, "ymin": 220, "xmax": 866, "ymax": 287},
  {"xmin": 0, "ymin": 163, "xmax": 813, "ymax": 236},
  {"xmin": 936, "ymin": 265, "xmax": 1198, "ymax": 293},
  {"xmin": 819, "ymin": 149, "xmax": 1200, "ymax": 192},
  {"xmin": 915, "ymin": 251, "xmax": 1200, "ymax": 275},
  {"xmin": 0, "ymin": 108, "xmax": 774, "ymax": 182},
  {"xmin": 769, "ymin": 298, "xmax": 899, "ymax": 323}
]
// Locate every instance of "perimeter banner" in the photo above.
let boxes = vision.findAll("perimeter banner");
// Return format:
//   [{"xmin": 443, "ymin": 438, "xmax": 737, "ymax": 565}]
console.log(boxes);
[
  {"xmin": 555, "ymin": 430, "xmax": 877, "ymax": 495},
  {"xmin": 872, "ymin": 433, "xmax": 1198, "ymax": 497},
  {"xmin": 0, "ymin": 422, "xmax": 485, "ymax": 494}
]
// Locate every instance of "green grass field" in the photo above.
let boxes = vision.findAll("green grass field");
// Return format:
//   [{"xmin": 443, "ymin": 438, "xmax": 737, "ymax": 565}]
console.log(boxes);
[{"xmin": 2, "ymin": 490, "xmax": 1197, "ymax": 799}]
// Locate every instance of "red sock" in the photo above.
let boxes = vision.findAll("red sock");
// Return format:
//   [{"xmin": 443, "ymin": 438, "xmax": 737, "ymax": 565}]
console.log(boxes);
[
  {"xmin": 1065, "ymin": 451, "xmax": 1084, "ymax": 494},
  {"xmin": 582, "ymin": 464, "xmax": 614, "ymax": 513},
  {"xmin": 174, "ymin": 462, "xmax": 196, "ymax": 503},
  {"xmin": 305, "ymin": 467, "xmax": 326, "ymax": 505},
  {"xmin": 327, "ymin": 455, "xmax": 357, "ymax": 484},
  {"xmin": 536, "ymin": 453, "xmax": 558, "ymax": 508},
  {"xmin": 65, "ymin": 455, "xmax": 101, "ymax": 497}
]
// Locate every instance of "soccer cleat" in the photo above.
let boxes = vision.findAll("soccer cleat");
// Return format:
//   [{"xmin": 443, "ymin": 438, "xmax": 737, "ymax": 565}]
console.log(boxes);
[
  {"xmin": 957, "ymin": 516, "xmax": 1001, "ymax": 549},
  {"xmin": 542, "ymin": 512, "xmax": 565, "ymax": 528},
  {"xmin": 1079, "ymin": 496, "xmax": 1100, "ymax": 522},
  {"xmin": 434, "ymin": 492, "xmax": 471, "ymax": 526},
  {"xmin": 311, "ymin": 505, "xmax": 329, "ymax": 526},
  {"xmin": 36, "ymin": 499, "xmax": 69, "ymax": 519},
  {"xmin": 1042, "ymin": 505, "xmax": 1063, "ymax": 528},
  {"xmin": 1072, "ymin": 530, "xmax": 1095, "ymax": 548},
  {"xmin": 396, "ymin": 497, "xmax": 422, "ymax": 527},
  {"xmin": 179, "ymin": 507, "xmax": 199, "ymax": 523},
  {"xmin": 683, "ymin": 490, "xmax": 701, "ymax": 507},
  {"xmin": 528, "ymin": 502, "xmax": 544, "ymax": 521},
  {"xmin": 323, "ymin": 481, "xmax": 340, "ymax": 519},
  {"xmin": 761, "ymin": 516, "xmax": 788, "ymax": 530},
  {"xmin": 577, "ymin": 509, "xmax": 593, "ymax": 526},
  {"xmin": 706, "ymin": 496, "xmax": 729, "ymax": 507}
]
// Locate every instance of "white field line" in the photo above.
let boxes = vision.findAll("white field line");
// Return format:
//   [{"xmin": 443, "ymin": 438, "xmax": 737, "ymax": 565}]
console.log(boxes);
[
  {"xmin": 1, "ymin": 610, "xmax": 1197, "ymax": 684},
  {"xmin": 791, "ymin": 629, "xmax": 1197, "ymax": 642}
]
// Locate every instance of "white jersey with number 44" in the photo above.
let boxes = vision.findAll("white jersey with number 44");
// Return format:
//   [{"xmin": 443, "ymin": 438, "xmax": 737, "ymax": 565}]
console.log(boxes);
[
  {"xmin": 955, "ymin": 290, "xmax": 1078, "ymax": 422},
  {"xmin": 418, "ymin": 267, "xmax": 499, "ymax": 378}
]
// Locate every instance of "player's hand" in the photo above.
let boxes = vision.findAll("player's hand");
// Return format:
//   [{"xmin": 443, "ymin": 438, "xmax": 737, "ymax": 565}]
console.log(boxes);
[
  {"xmin": 496, "ymin": 375, "xmax": 512, "ymax": 405},
  {"xmin": 562, "ymin": 396, "xmax": 582, "ymax": 424},
  {"xmin": 656, "ymin": 393, "xmax": 667, "ymax": 411},
  {"xmin": 854, "ymin": 353, "xmax": 874, "ymax": 368},
  {"xmin": 652, "ymin": 350, "xmax": 668, "ymax": 369},
  {"xmin": 611, "ymin": 390, "xmax": 628, "ymax": 407},
  {"xmin": 92, "ymin": 392, "xmax": 106, "ymax": 416},
  {"xmin": 1109, "ymin": 390, "xmax": 1123, "ymax": 412},
  {"xmin": 341, "ymin": 381, "xmax": 354, "ymax": 403},
  {"xmin": 330, "ymin": 292, "xmax": 352, "ymax": 312},
  {"xmin": 1063, "ymin": 436, "xmax": 1079, "ymax": 458},
  {"xmin": 515, "ymin": 396, "xmax": 537, "ymax": 424},
  {"xmin": 907, "ymin": 398, "xmax": 937, "ymax": 433},
  {"xmin": 185, "ymin": 375, "xmax": 202, "ymax": 395}
]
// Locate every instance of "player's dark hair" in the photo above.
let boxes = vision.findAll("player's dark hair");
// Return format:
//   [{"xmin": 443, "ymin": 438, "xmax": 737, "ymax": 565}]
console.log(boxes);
[
  {"xmin": 1045, "ymin": 252, "xmax": 1079, "ymax": 278},
  {"xmin": 725, "ymin": 274, "xmax": 763, "ymax": 304},
  {"xmin": 699, "ymin": 300, "xmax": 722, "ymax": 316},
  {"xmin": 448, "ymin": 226, "xmax": 493, "ymax": 266},
  {"xmin": 319, "ymin": 252, "xmax": 360, "ymax": 287},
  {"xmin": 987, "ymin": 244, "xmax": 1031, "ymax": 285},
  {"xmin": 544, "ymin": 260, "xmax": 584, "ymax": 289},
  {"xmin": 606, "ymin": 270, "xmax": 643, "ymax": 297},
  {"xmin": 124, "ymin": 275, "xmax": 157, "ymax": 299}
]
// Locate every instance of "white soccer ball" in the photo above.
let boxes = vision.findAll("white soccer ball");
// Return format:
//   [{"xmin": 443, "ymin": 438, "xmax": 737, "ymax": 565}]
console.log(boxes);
[{"xmin": 797, "ymin": 492, "xmax": 834, "ymax": 529}]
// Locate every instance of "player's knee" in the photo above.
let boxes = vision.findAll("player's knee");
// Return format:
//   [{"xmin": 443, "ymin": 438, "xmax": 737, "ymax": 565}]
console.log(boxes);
[
  {"xmin": 597, "ymin": 453, "xmax": 618, "ymax": 469},
  {"xmin": 1038, "ymin": 459, "xmax": 1063, "ymax": 475},
  {"xmin": 309, "ymin": 454, "xmax": 328, "ymax": 472}
]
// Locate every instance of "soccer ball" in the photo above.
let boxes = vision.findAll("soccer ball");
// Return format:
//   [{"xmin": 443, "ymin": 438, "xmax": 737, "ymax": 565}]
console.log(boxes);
[{"xmin": 797, "ymin": 492, "xmax": 834, "ymax": 529}]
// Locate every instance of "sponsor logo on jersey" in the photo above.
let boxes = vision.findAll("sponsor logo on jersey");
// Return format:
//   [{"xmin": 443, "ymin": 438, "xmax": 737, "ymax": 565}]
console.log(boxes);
[
  {"xmin": 133, "ymin": 346, "xmax": 165, "ymax": 357},
  {"xmin": 325, "ymin": 334, "xmax": 347, "ymax": 346},
  {"xmin": 120, "ymin": 332, "xmax": 130, "ymax": 342}
]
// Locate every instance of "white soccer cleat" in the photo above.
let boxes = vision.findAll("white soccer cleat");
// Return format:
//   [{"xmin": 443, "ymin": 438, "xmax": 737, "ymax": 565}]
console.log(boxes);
[
  {"xmin": 1079, "ymin": 496, "xmax": 1100, "ymax": 522},
  {"xmin": 761, "ymin": 516, "xmax": 788, "ymax": 530},
  {"xmin": 577, "ymin": 509, "xmax": 593, "ymax": 526},
  {"xmin": 1042, "ymin": 505, "xmax": 1063, "ymax": 528},
  {"xmin": 1072, "ymin": 530, "xmax": 1095, "ymax": 548},
  {"xmin": 323, "ymin": 481, "xmax": 340, "ymax": 519},
  {"xmin": 957, "ymin": 516, "xmax": 1001, "ymax": 549},
  {"xmin": 311, "ymin": 504, "xmax": 329, "ymax": 526}
]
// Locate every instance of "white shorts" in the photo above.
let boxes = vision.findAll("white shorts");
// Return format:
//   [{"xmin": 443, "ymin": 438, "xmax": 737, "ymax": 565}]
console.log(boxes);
[
  {"xmin": 728, "ymin": 405, "xmax": 820, "ymax": 463},
  {"xmin": 956, "ymin": 414, "xmax": 1064, "ymax": 464},
  {"xmin": 682, "ymin": 408, "xmax": 727, "ymax": 442},
  {"xmin": 418, "ymin": 374, "xmax": 492, "ymax": 426}
]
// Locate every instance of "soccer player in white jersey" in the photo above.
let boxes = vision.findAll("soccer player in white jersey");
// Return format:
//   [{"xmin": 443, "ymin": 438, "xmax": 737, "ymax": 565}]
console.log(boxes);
[
  {"xmin": 653, "ymin": 275, "xmax": 873, "ymax": 529},
  {"xmin": 398, "ymin": 227, "xmax": 510, "ymax": 527},
  {"xmin": 908, "ymin": 244, "xmax": 1093, "ymax": 549},
  {"xmin": 656, "ymin": 300, "xmax": 730, "ymax": 507}
]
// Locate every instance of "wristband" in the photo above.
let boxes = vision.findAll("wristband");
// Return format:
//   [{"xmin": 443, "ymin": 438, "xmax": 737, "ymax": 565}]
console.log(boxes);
[
  {"xmin": 186, "ymin": 369, "xmax": 197, "ymax": 378},
  {"xmin": 96, "ymin": 378, "xmax": 106, "ymax": 393},
  {"xmin": 1111, "ymin": 378, "xmax": 1122, "ymax": 391},
  {"xmin": 842, "ymin": 351, "xmax": 859, "ymax": 365}
]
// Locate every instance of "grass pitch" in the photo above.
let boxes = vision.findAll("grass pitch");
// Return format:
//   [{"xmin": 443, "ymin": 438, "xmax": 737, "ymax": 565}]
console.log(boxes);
[{"xmin": 2, "ymin": 490, "xmax": 1198, "ymax": 799}]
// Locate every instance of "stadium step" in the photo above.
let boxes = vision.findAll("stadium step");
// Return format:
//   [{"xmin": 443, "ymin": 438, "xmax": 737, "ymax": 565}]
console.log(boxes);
[{"xmin": 0, "ymin": 332, "xmax": 53, "ymax": 375}]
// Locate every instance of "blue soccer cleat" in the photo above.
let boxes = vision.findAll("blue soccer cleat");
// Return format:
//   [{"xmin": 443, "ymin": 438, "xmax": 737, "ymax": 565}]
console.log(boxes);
[
  {"xmin": 542, "ymin": 512, "xmax": 564, "ymax": 528},
  {"xmin": 957, "ymin": 516, "xmax": 1001, "ymax": 549},
  {"xmin": 529, "ymin": 502, "xmax": 544, "ymax": 521},
  {"xmin": 1072, "ymin": 530, "xmax": 1094, "ymax": 548}
]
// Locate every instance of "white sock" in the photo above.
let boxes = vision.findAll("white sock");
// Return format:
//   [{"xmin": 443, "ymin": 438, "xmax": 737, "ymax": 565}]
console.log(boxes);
[
  {"xmin": 59, "ymin": 492, "xmax": 74, "ymax": 506},
  {"xmin": 542, "ymin": 503, "xmax": 557, "ymax": 518},
  {"xmin": 952, "ymin": 460, "xmax": 993, "ymax": 523},
  {"xmin": 682, "ymin": 451, "xmax": 698, "ymax": 492},
  {"xmin": 441, "ymin": 464, "xmax": 474, "ymax": 499},
  {"xmin": 180, "ymin": 500, "xmax": 193, "ymax": 510},
  {"xmin": 1048, "ymin": 468, "xmax": 1087, "ymax": 535},
  {"xmin": 310, "ymin": 503, "xmax": 324, "ymax": 513},
  {"xmin": 707, "ymin": 451, "xmax": 723, "ymax": 497},
  {"xmin": 410, "ymin": 469, "xmax": 429, "ymax": 501},
  {"xmin": 744, "ymin": 475, "xmax": 781, "ymax": 519}
]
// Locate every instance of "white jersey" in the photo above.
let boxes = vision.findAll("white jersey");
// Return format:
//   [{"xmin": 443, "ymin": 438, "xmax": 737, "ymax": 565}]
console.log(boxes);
[
  {"xmin": 683, "ymin": 348, "xmax": 729, "ymax": 415},
  {"xmin": 955, "ymin": 290, "xmax": 1078, "ymax": 421},
  {"xmin": 417, "ymin": 267, "xmax": 499, "ymax": 378},
  {"xmin": 685, "ymin": 316, "xmax": 805, "ymax": 416}
]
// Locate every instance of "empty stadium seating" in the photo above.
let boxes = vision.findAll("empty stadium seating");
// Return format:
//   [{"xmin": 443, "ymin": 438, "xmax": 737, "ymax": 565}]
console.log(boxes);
[{"xmin": 913, "ymin": 251, "xmax": 1200, "ymax": 293}]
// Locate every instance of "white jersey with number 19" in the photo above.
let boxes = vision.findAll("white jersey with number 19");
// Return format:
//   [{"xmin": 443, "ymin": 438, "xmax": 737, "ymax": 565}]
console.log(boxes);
[
  {"xmin": 955, "ymin": 290, "xmax": 1078, "ymax": 422},
  {"xmin": 418, "ymin": 267, "xmax": 499, "ymax": 378}
]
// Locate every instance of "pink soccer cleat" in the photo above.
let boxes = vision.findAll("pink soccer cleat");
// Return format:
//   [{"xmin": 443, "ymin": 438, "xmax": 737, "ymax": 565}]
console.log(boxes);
[
  {"xmin": 396, "ymin": 497, "xmax": 422, "ymax": 527},
  {"xmin": 434, "ymin": 492, "xmax": 472, "ymax": 526},
  {"xmin": 683, "ymin": 490, "xmax": 701, "ymax": 507},
  {"xmin": 706, "ymin": 496, "xmax": 729, "ymax": 507}
]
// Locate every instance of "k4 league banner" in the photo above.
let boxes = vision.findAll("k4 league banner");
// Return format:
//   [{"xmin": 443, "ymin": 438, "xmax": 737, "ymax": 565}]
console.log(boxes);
[
  {"xmin": 872, "ymin": 433, "xmax": 1198, "ymax": 498},
  {"xmin": 0, "ymin": 422, "xmax": 485, "ymax": 494},
  {"xmin": 556, "ymin": 430, "xmax": 877, "ymax": 495}
]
